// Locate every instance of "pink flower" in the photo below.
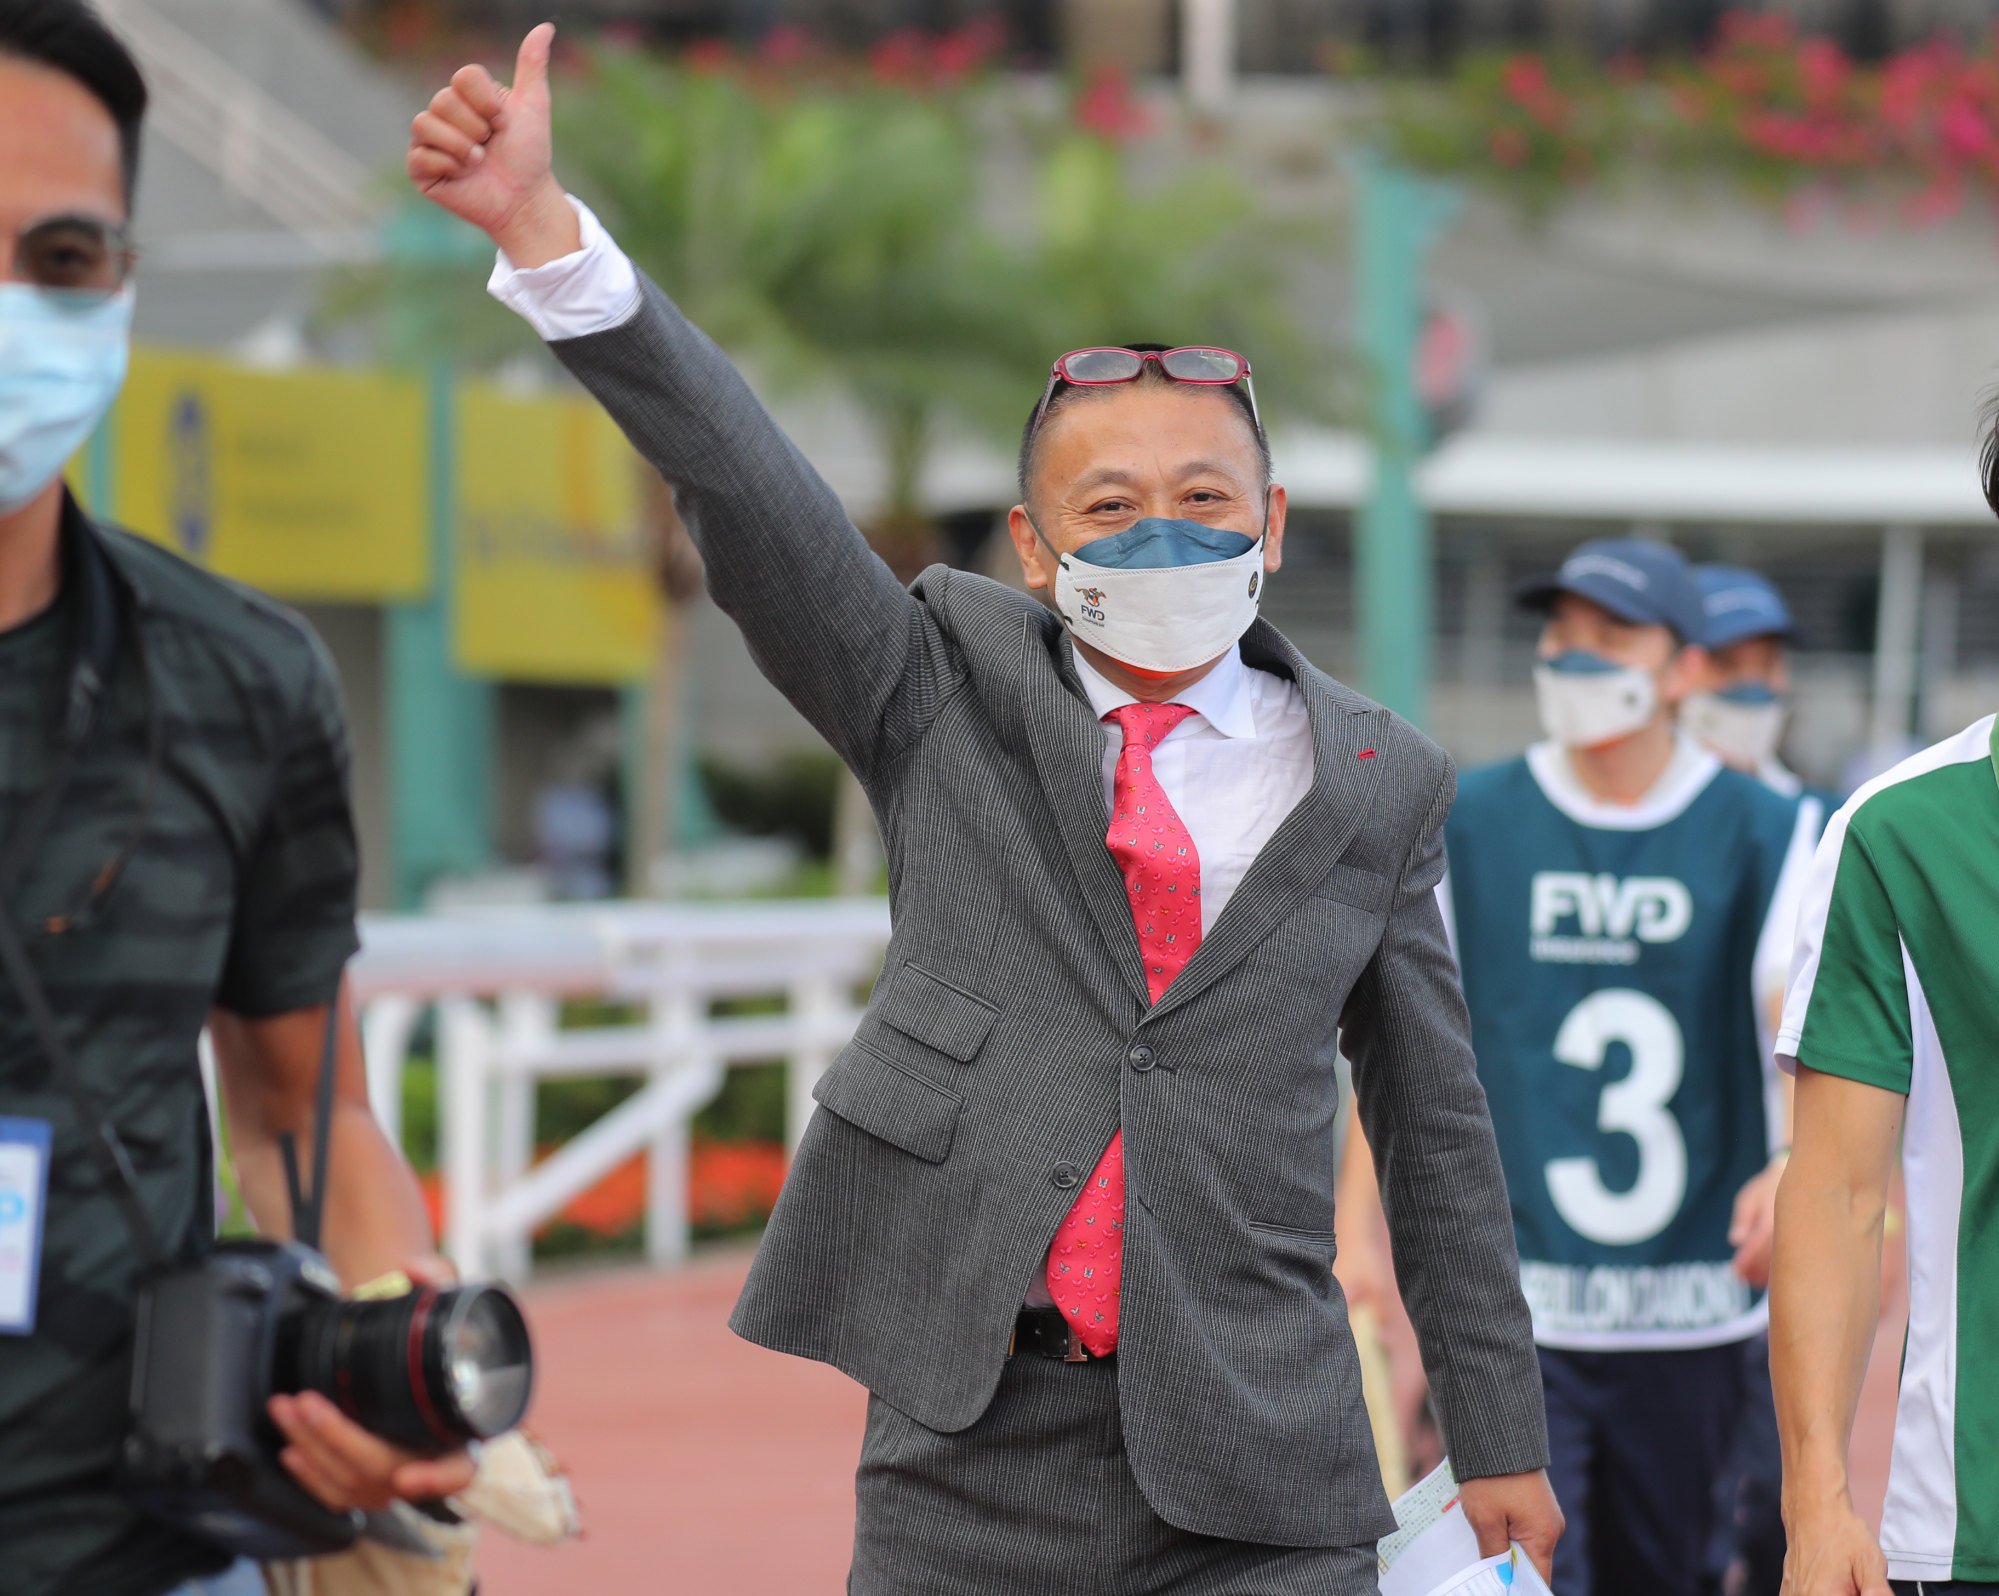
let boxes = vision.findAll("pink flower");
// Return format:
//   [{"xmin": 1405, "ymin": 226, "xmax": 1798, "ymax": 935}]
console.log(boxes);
[
  {"xmin": 868, "ymin": 28, "xmax": 928, "ymax": 86},
  {"xmin": 1741, "ymin": 109, "xmax": 1806, "ymax": 159},
  {"xmin": 1502, "ymin": 55, "xmax": 1551, "ymax": 102},
  {"xmin": 1941, "ymin": 100, "xmax": 1994, "ymax": 160},
  {"xmin": 758, "ymin": 23, "xmax": 812, "ymax": 68},
  {"xmin": 933, "ymin": 19, "xmax": 1004, "ymax": 80},
  {"xmin": 683, "ymin": 38, "xmax": 734, "ymax": 75},
  {"xmin": 1074, "ymin": 63, "xmax": 1152, "ymax": 142},
  {"xmin": 1901, "ymin": 171, "xmax": 1965, "ymax": 224},
  {"xmin": 1798, "ymin": 38, "xmax": 1851, "ymax": 107},
  {"xmin": 1489, "ymin": 125, "xmax": 1531, "ymax": 166}
]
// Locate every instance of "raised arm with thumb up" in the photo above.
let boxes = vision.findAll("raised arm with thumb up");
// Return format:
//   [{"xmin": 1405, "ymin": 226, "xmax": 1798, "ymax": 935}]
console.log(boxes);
[{"xmin": 406, "ymin": 22, "xmax": 580, "ymax": 267}]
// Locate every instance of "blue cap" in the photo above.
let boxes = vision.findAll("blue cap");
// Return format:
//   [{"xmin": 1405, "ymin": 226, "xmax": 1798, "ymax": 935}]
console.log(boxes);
[
  {"xmin": 1514, "ymin": 538, "xmax": 1706, "ymax": 644},
  {"xmin": 1696, "ymin": 565, "xmax": 1799, "ymax": 650}
]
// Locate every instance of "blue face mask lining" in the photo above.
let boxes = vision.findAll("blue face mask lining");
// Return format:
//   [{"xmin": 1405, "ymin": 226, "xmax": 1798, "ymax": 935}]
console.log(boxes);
[
  {"xmin": 1711, "ymin": 680, "xmax": 1782, "ymax": 707},
  {"xmin": 1539, "ymin": 650, "xmax": 1629, "ymax": 677},
  {"xmin": 1070, "ymin": 517, "xmax": 1257, "ymax": 570}
]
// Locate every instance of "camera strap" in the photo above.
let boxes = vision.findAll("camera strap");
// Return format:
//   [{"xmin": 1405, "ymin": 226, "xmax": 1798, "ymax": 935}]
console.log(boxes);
[
  {"xmin": 0, "ymin": 526, "xmax": 166, "ymax": 1270},
  {"xmin": 279, "ymin": 1000, "xmax": 342, "ymax": 1254}
]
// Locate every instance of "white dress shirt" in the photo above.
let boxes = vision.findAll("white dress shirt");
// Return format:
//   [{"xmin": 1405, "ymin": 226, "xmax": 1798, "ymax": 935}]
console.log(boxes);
[
  {"xmin": 488, "ymin": 201, "xmax": 1322, "ymax": 929},
  {"xmin": 488, "ymin": 195, "xmax": 641, "ymax": 340},
  {"xmin": 1070, "ymin": 644, "xmax": 1314, "ymax": 934}
]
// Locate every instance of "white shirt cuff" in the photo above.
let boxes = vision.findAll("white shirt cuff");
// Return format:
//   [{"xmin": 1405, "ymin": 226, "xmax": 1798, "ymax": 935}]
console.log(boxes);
[{"xmin": 487, "ymin": 194, "xmax": 642, "ymax": 343}]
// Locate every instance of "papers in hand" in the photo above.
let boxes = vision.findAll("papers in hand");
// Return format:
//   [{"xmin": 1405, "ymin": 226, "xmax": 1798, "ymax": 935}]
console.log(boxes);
[{"xmin": 1376, "ymin": 1460, "xmax": 1554, "ymax": 1596}]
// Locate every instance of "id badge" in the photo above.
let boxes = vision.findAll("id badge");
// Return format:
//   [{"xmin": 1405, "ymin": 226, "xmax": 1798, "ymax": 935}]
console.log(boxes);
[{"xmin": 0, "ymin": 1117, "xmax": 53, "ymax": 1336}]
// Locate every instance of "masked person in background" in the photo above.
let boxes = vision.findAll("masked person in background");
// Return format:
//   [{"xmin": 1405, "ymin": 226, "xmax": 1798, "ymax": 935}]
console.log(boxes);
[
  {"xmin": 1337, "ymin": 539, "xmax": 1819, "ymax": 1596},
  {"xmin": 409, "ymin": 28, "xmax": 1562, "ymax": 1593},
  {"xmin": 1685, "ymin": 566, "xmax": 1844, "ymax": 818},
  {"xmin": 1686, "ymin": 563, "xmax": 1841, "ymax": 1596},
  {"xmin": 0, "ymin": 8, "xmax": 472, "ymax": 1595}
]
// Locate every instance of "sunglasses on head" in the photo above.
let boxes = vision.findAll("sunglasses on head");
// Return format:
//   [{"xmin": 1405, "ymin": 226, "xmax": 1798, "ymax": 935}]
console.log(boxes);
[
  {"xmin": 1027, "ymin": 346, "xmax": 1261, "ymax": 441},
  {"xmin": 5, "ymin": 214, "xmax": 136, "ymax": 305}
]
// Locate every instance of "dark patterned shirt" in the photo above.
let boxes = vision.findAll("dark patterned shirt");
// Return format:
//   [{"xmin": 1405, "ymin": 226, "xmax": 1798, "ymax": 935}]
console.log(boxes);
[{"xmin": 0, "ymin": 493, "xmax": 360, "ymax": 1596}]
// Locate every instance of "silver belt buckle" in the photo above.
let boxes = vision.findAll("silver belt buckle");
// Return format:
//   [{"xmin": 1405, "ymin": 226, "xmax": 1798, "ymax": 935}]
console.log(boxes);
[{"xmin": 1063, "ymin": 1324, "xmax": 1089, "ymax": 1363}]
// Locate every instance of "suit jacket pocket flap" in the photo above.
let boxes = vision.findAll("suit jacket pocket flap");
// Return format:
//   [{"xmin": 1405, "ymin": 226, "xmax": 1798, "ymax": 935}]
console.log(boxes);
[
  {"xmin": 872, "ymin": 962, "xmax": 1000, "ymax": 1063},
  {"xmin": 1311, "ymin": 863, "xmax": 1392, "ymax": 916},
  {"xmin": 812, "ymin": 1039, "xmax": 962, "ymax": 1163}
]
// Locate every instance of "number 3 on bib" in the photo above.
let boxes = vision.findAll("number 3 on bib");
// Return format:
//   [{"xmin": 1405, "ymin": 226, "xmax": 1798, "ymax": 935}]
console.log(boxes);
[{"xmin": 1545, "ymin": 989, "xmax": 1688, "ymax": 1246}]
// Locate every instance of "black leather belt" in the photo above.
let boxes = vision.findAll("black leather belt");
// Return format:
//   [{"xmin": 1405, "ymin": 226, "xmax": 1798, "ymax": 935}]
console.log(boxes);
[{"xmin": 1009, "ymin": 1303, "xmax": 1105, "ymax": 1362}]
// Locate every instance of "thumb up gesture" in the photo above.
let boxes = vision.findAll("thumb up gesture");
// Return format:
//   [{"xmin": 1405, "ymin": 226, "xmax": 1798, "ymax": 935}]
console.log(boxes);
[{"xmin": 407, "ymin": 23, "xmax": 580, "ymax": 266}]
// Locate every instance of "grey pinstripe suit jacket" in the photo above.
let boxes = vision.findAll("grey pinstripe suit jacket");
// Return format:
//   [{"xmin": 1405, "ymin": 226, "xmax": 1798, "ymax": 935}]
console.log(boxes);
[{"xmin": 548, "ymin": 278, "xmax": 1549, "ymax": 1549}]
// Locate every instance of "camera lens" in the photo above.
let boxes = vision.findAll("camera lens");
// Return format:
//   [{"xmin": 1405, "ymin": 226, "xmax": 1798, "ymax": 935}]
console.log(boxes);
[
  {"xmin": 285, "ymin": 1284, "xmax": 534, "ymax": 1455},
  {"xmin": 438, "ymin": 1289, "xmax": 533, "ymax": 1439}
]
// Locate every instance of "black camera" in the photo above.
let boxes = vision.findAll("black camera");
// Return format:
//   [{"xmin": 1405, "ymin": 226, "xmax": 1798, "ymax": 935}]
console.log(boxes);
[{"xmin": 117, "ymin": 1239, "xmax": 534, "ymax": 1559}]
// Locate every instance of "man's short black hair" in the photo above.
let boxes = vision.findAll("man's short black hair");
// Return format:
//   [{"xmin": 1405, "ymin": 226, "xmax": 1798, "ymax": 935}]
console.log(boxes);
[
  {"xmin": 1017, "ymin": 342, "xmax": 1271, "ymax": 503},
  {"xmin": 0, "ymin": 0, "xmax": 149, "ymax": 207}
]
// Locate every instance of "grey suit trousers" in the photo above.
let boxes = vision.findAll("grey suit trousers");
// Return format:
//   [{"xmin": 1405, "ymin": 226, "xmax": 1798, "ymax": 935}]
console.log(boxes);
[{"xmin": 852, "ymin": 1353, "xmax": 1379, "ymax": 1596}]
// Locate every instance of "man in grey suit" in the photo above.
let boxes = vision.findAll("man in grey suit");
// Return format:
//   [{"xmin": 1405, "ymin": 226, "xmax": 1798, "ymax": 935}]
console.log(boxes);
[{"xmin": 409, "ymin": 27, "xmax": 1561, "ymax": 1594}]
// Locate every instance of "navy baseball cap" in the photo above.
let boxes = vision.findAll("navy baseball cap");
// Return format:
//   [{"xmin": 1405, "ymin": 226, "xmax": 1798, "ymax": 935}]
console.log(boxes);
[
  {"xmin": 1515, "ymin": 538, "xmax": 1706, "ymax": 644},
  {"xmin": 1696, "ymin": 565, "xmax": 1800, "ymax": 650}
]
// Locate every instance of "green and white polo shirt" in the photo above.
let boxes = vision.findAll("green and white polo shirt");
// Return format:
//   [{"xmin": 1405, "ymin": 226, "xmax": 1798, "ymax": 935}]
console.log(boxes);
[{"xmin": 1778, "ymin": 712, "xmax": 1999, "ymax": 1586}]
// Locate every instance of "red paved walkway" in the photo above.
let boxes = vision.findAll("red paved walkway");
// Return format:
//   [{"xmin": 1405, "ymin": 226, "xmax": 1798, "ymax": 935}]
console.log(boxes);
[
  {"xmin": 477, "ymin": 1248, "xmax": 1907, "ymax": 1593},
  {"xmin": 479, "ymin": 1247, "xmax": 864, "ymax": 1594}
]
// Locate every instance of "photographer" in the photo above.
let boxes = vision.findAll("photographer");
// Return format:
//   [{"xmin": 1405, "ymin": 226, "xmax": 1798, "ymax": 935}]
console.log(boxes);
[{"xmin": 0, "ymin": 6, "xmax": 474, "ymax": 1594}]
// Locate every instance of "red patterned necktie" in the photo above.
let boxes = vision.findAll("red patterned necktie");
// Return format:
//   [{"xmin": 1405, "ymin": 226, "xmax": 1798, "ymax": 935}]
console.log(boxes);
[{"xmin": 1046, "ymin": 701, "xmax": 1202, "ymax": 1356}]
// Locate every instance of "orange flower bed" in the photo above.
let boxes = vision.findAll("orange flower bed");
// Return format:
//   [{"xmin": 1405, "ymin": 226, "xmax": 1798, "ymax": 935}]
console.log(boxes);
[{"xmin": 418, "ymin": 1138, "xmax": 789, "ymax": 1239}]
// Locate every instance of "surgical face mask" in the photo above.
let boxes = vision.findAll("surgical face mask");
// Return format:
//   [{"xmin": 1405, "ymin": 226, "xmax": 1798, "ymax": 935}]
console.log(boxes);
[
  {"xmin": 1533, "ymin": 649, "xmax": 1659, "ymax": 750},
  {"xmin": 1683, "ymin": 681, "xmax": 1788, "ymax": 771},
  {"xmin": 0, "ymin": 283, "xmax": 133, "ymax": 513},
  {"xmin": 1036, "ymin": 511, "xmax": 1267, "ymax": 674}
]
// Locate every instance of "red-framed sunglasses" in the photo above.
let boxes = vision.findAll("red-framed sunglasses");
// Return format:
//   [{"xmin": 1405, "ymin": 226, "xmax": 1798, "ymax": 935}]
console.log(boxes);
[{"xmin": 1028, "ymin": 346, "xmax": 1261, "ymax": 439}]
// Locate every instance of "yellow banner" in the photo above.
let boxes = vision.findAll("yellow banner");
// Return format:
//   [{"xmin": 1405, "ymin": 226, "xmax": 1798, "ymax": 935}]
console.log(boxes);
[
  {"xmin": 453, "ymin": 386, "xmax": 660, "ymax": 685},
  {"xmin": 108, "ymin": 347, "xmax": 429, "ymax": 601}
]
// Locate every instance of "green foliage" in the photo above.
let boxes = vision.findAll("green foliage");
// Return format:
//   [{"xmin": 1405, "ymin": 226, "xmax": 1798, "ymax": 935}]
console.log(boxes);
[
  {"xmin": 401, "ymin": 1055, "xmax": 440, "ymax": 1174},
  {"xmin": 692, "ymin": 1059, "xmax": 788, "ymax": 1144},
  {"xmin": 558, "ymin": 50, "xmax": 1024, "ymax": 525},
  {"xmin": 324, "ymin": 38, "xmax": 1339, "ymax": 567},
  {"xmin": 554, "ymin": 44, "xmax": 1340, "ymax": 528},
  {"xmin": 696, "ymin": 749, "xmax": 843, "ymax": 858},
  {"xmin": 1021, "ymin": 134, "xmax": 1344, "ymax": 427},
  {"xmin": 316, "ymin": 194, "xmax": 528, "ymax": 370}
]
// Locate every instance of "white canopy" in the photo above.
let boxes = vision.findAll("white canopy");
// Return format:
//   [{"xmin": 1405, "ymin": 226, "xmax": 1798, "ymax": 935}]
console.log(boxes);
[
  {"xmin": 1275, "ymin": 434, "xmax": 1992, "ymax": 528},
  {"xmin": 902, "ymin": 429, "xmax": 1992, "ymax": 529}
]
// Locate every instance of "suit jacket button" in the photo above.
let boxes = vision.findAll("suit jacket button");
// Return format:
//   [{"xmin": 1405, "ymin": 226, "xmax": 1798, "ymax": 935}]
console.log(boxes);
[
  {"xmin": 1051, "ymin": 1162, "xmax": 1081, "ymax": 1189},
  {"xmin": 1129, "ymin": 1044, "xmax": 1156, "ymax": 1072}
]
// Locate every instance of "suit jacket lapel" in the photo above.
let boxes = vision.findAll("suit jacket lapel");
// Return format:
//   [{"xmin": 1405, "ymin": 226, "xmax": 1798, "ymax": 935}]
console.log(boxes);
[
  {"xmin": 1016, "ymin": 612, "xmax": 1152, "ymax": 1008},
  {"xmin": 1146, "ymin": 621, "xmax": 1387, "ymax": 1025}
]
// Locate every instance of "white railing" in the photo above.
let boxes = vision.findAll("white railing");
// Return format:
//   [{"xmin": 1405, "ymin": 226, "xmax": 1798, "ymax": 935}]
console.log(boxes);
[{"xmin": 349, "ymin": 900, "xmax": 893, "ymax": 1281}]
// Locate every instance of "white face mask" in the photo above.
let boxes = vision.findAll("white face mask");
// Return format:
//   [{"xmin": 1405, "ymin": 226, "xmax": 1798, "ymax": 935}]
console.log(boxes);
[
  {"xmin": 0, "ymin": 284, "xmax": 133, "ymax": 513},
  {"xmin": 1683, "ymin": 683, "xmax": 1788, "ymax": 771},
  {"xmin": 1037, "ymin": 512, "xmax": 1267, "ymax": 675},
  {"xmin": 1533, "ymin": 650, "xmax": 1659, "ymax": 750}
]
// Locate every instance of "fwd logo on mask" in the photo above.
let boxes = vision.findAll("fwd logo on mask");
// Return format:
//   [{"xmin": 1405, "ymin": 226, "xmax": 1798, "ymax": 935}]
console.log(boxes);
[
  {"xmin": 1078, "ymin": 586, "xmax": 1107, "ymax": 623},
  {"xmin": 1528, "ymin": 872, "xmax": 1692, "ymax": 965}
]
